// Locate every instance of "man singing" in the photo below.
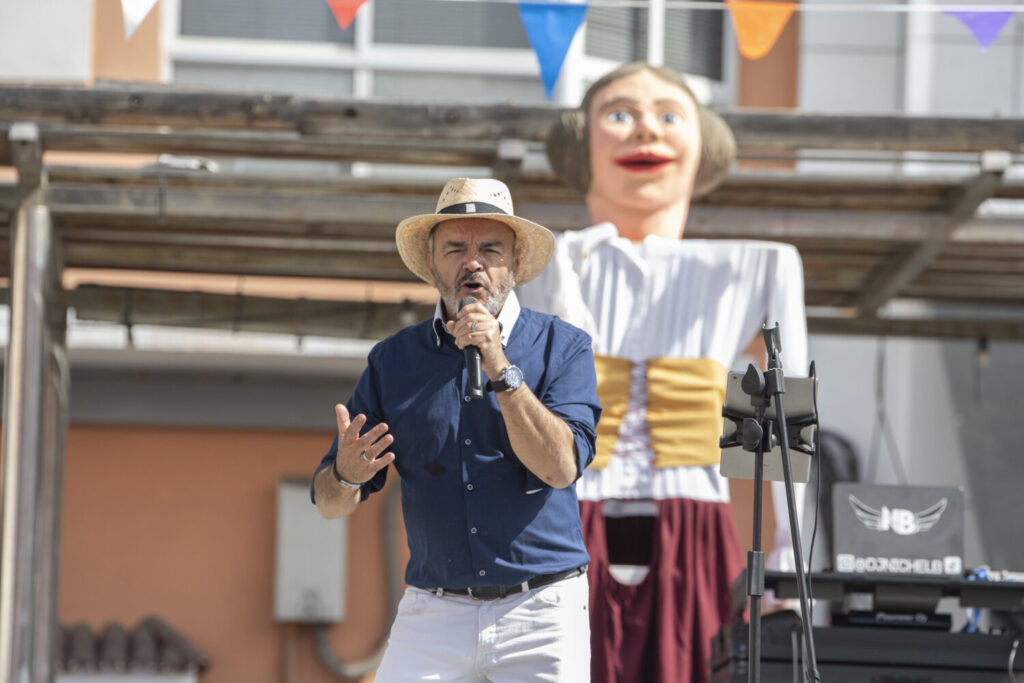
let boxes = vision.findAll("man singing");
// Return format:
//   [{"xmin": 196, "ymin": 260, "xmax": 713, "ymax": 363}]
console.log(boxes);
[{"xmin": 311, "ymin": 177, "xmax": 601, "ymax": 682}]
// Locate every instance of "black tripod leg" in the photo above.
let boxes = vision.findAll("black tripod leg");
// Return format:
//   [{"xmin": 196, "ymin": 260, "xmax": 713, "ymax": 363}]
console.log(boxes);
[
  {"xmin": 775, "ymin": 398, "xmax": 821, "ymax": 682},
  {"xmin": 748, "ymin": 441, "xmax": 766, "ymax": 683}
]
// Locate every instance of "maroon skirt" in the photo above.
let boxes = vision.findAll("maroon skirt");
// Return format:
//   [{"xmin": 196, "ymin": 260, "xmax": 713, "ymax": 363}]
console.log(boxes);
[{"xmin": 582, "ymin": 497, "xmax": 744, "ymax": 683}]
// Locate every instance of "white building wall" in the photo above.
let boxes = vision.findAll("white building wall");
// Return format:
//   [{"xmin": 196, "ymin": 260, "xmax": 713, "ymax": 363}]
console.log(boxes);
[
  {"xmin": 799, "ymin": 2, "xmax": 903, "ymax": 114},
  {"xmin": 0, "ymin": 0, "xmax": 92, "ymax": 83},
  {"xmin": 799, "ymin": 1, "xmax": 1023, "ymax": 574},
  {"xmin": 919, "ymin": 12, "xmax": 1023, "ymax": 117},
  {"xmin": 808, "ymin": 335, "xmax": 988, "ymax": 570}
]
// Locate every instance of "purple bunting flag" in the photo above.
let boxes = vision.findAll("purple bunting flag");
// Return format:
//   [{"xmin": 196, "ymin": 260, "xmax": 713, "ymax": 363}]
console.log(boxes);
[
  {"xmin": 944, "ymin": 10, "xmax": 1013, "ymax": 53},
  {"xmin": 518, "ymin": 2, "xmax": 588, "ymax": 100}
]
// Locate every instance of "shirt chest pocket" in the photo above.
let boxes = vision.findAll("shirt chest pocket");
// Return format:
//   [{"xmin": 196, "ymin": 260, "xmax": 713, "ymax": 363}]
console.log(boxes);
[{"xmin": 387, "ymin": 384, "xmax": 459, "ymax": 475}]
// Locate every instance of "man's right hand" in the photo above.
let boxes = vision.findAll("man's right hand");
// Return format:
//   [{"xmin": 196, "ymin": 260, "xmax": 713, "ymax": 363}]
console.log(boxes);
[{"xmin": 332, "ymin": 404, "xmax": 395, "ymax": 487}]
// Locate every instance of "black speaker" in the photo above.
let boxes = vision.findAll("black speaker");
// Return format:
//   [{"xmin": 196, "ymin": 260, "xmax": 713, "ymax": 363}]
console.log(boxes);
[{"xmin": 710, "ymin": 612, "xmax": 1022, "ymax": 683}]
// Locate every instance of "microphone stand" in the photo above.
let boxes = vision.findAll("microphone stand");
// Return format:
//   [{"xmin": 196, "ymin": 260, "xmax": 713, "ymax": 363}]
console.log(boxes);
[
  {"xmin": 745, "ymin": 369, "xmax": 770, "ymax": 683},
  {"xmin": 732, "ymin": 325, "xmax": 821, "ymax": 683}
]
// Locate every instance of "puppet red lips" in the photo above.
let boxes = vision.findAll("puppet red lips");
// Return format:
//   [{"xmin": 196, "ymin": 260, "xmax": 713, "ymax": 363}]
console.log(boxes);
[{"xmin": 614, "ymin": 153, "xmax": 674, "ymax": 171}]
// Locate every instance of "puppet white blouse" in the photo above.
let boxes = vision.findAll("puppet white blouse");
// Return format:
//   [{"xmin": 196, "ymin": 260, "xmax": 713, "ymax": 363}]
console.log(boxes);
[{"xmin": 517, "ymin": 223, "xmax": 809, "ymax": 566}]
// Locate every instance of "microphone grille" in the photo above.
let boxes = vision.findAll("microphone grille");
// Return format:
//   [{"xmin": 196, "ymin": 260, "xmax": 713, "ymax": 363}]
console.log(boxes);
[{"xmin": 459, "ymin": 296, "xmax": 478, "ymax": 311}]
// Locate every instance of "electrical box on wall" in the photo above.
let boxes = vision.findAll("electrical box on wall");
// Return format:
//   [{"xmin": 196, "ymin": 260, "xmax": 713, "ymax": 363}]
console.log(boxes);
[{"xmin": 274, "ymin": 477, "xmax": 346, "ymax": 623}]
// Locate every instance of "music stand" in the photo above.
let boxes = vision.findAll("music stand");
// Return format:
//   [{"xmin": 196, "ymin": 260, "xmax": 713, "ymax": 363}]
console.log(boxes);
[{"xmin": 719, "ymin": 324, "xmax": 821, "ymax": 683}]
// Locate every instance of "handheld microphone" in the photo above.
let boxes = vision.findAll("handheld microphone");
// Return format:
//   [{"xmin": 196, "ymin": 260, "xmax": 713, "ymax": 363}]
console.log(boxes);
[{"xmin": 459, "ymin": 296, "xmax": 484, "ymax": 400}]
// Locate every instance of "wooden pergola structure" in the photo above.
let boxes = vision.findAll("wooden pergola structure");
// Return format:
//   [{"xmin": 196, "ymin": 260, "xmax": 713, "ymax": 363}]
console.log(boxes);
[
  {"xmin": 2, "ymin": 84, "xmax": 1024, "ymax": 340},
  {"xmin": 1, "ymin": 83, "xmax": 1024, "ymax": 681}
]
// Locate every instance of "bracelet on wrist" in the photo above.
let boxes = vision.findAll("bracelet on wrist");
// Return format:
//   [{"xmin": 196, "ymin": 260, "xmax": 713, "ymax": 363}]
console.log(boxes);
[{"xmin": 331, "ymin": 460, "xmax": 362, "ymax": 491}]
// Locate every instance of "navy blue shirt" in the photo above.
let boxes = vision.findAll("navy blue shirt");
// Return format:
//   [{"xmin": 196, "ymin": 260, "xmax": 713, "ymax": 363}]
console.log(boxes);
[{"xmin": 313, "ymin": 301, "xmax": 600, "ymax": 590}]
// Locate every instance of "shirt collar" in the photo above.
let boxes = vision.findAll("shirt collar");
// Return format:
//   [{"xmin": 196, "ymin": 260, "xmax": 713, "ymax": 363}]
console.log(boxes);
[{"xmin": 432, "ymin": 290, "xmax": 521, "ymax": 348}]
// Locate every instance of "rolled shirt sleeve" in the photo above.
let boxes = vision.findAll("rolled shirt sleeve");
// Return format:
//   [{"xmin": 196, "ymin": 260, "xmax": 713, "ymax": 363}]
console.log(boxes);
[
  {"xmin": 310, "ymin": 346, "xmax": 390, "ymax": 503},
  {"xmin": 537, "ymin": 325, "xmax": 601, "ymax": 481}
]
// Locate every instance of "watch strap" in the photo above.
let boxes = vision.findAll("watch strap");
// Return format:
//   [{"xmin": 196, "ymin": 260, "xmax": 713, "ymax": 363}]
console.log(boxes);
[
  {"xmin": 486, "ymin": 371, "xmax": 507, "ymax": 393},
  {"xmin": 331, "ymin": 460, "xmax": 363, "ymax": 490},
  {"xmin": 487, "ymin": 365, "xmax": 520, "ymax": 393}
]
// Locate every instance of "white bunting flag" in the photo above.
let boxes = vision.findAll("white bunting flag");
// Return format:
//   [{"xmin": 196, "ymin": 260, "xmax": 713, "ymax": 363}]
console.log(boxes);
[{"xmin": 121, "ymin": 0, "xmax": 160, "ymax": 40}]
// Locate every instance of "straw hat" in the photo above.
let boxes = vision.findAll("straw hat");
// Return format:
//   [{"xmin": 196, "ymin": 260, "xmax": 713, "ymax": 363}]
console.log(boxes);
[{"xmin": 395, "ymin": 178, "xmax": 555, "ymax": 285}]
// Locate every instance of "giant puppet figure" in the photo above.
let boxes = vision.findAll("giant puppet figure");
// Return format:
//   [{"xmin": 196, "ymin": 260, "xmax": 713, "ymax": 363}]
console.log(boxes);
[{"xmin": 517, "ymin": 62, "xmax": 808, "ymax": 683}]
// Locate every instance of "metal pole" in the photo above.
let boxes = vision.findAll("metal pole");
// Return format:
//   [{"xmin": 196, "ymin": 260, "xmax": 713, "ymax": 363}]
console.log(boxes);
[
  {"xmin": 748, "ymin": 436, "xmax": 765, "ymax": 683},
  {"xmin": 1, "ymin": 123, "xmax": 68, "ymax": 683},
  {"xmin": 647, "ymin": 0, "xmax": 666, "ymax": 66},
  {"xmin": 763, "ymin": 326, "xmax": 820, "ymax": 683}
]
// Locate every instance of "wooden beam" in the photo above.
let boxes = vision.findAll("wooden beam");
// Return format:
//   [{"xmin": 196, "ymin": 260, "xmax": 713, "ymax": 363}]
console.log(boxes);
[
  {"xmin": 60, "ymin": 284, "xmax": 1024, "ymax": 341},
  {"xmin": 60, "ymin": 243, "xmax": 413, "ymax": 280},
  {"xmin": 721, "ymin": 111, "xmax": 1024, "ymax": 153},
  {"xmin": 59, "ymin": 228, "xmax": 395, "ymax": 253},
  {"xmin": 3, "ymin": 85, "xmax": 1024, "ymax": 153},
  {"xmin": 43, "ymin": 164, "xmax": 1024, "ymax": 229},
  {"xmin": 0, "ymin": 85, "xmax": 304, "ymax": 130},
  {"xmin": 2, "ymin": 125, "xmax": 503, "ymax": 167},
  {"xmin": 903, "ymin": 282, "xmax": 1024, "ymax": 301},
  {"xmin": 50, "ymin": 163, "xmax": 997, "ymax": 209},
  {"xmin": 0, "ymin": 85, "xmax": 558, "ymax": 139},
  {"xmin": 66, "ymin": 285, "xmax": 434, "ymax": 340},
  {"xmin": 41, "ymin": 179, "xmax": 961, "ymax": 240},
  {"xmin": 808, "ymin": 315, "xmax": 1024, "ymax": 340},
  {"xmin": 854, "ymin": 155, "xmax": 1009, "ymax": 315},
  {"xmin": 45, "ymin": 182, "xmax": 595, "ymax": 232}
]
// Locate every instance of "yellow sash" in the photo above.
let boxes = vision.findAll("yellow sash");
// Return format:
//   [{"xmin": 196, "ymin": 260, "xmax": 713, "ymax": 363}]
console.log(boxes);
[
  {"xmin": 592, "ymin": 356, "xmax": 633, "ymax": 470},
  {"xmin": 593, "ymin": 355, "xmax": 727, "ymax": 469}
]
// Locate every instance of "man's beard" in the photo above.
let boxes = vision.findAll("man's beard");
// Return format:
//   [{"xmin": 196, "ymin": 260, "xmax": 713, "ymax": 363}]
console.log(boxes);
[{"xmin": 434, "ymin": 267, "xmax": 516, "ymax": 319}]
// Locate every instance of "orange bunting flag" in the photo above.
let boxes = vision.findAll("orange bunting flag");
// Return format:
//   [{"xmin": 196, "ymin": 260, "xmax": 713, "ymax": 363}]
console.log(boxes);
[
  {"xmin": 326, "ymin": 0, "xmax": 370, "ymax": 30},
  {"xmin": 725, "ymin": 0, "xmax": 796, "ymax": 60}
]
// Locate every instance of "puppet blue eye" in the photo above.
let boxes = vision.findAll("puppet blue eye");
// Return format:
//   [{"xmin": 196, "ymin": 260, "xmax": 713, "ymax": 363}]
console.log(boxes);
[{"xmin": 607, "ymin": 110, "xmax": 634, "ymax": 124}]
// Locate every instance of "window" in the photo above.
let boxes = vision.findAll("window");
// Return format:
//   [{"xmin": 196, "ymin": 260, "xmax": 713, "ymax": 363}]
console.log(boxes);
[
  {"xmin": 586, "ymin": 7, "xmax": 647, "ymax": 64},
  {"xmin": 585, "ymin": 6, "xmax": 724, "ymax": 81},
  {"xmin": 180, "ymin": 0, "xmax": 354, "ymax": 44},
  {"xmin": 665, "ymin": 7, "xmax": 723, "ymax": 80},
  {"xmin": 373, "ymin": 0, "xmax": 529, "ymax": 49}
]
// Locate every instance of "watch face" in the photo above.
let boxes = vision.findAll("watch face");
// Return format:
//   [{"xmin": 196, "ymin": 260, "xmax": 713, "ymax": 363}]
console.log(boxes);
[{"xmin": 505, "ymin": 365, "xmax": 524, "ymax": 389}]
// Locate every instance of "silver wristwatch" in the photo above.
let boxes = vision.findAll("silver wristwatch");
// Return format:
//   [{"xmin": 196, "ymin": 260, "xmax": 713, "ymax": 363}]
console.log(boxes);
[{"xmin": 488, "ymin": 364, "xmax": 524, "ymax": 393}]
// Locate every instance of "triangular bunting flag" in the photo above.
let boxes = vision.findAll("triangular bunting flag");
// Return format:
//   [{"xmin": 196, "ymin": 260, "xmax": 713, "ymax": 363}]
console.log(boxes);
[
  {"xmin": 326, "ymin": 0, "xmax": 370, "ymax": 30},
  {"xmin": 944, "ymin": 11, "xmax": 1013, "ymax": 53},
  {"xmin": 518, "ymin": 2, "xmax": 588, "ymax": 100},
  {"xmin": 121, "ymin": 0, "xmax": 159, "ymax": 40},
  {"xmin": 725, "ymin": 0, "xmax": 796, "ymax": 60}
]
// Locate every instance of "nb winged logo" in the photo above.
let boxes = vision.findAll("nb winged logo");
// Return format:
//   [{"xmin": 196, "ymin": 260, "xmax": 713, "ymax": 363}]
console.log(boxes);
[{"xmin": 848, "ymin": 495, "xmax": 948, "ymax": 536}]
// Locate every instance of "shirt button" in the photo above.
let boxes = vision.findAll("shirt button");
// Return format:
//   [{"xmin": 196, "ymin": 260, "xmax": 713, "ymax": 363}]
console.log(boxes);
[
  {"xmin": 467, "ymin": 484, "xmax": 474, "ymax": 491},
  {"xmin": 470, "ymin": 527, "xmax": 477, "ymax": 534},
  {"xmin": 464, "ymin": 395, "xmax": 471, "ymax": 402},
  {"xmin": 479, "ymin": 570, "xmax": 486, "ymax": 577},
  {"xmin": 464, "ymin": 439, "xmax": 471, "ymax": 446}
]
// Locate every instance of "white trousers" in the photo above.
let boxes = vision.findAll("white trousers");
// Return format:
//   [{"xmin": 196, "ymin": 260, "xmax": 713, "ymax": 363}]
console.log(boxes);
[{"xmin": 374, "ymin": 572, "xmax": 590, "ymax": 682}]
